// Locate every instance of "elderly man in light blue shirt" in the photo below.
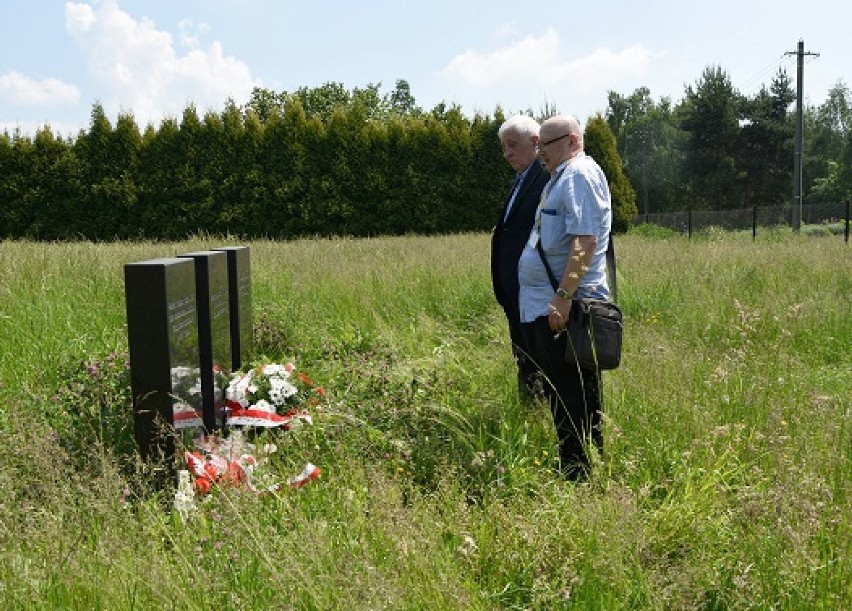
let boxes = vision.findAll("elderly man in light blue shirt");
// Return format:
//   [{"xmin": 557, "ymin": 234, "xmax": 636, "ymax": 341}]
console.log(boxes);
[{"xmin": 517, "ymin": 114, "xmax": 612, "ymax": 480}]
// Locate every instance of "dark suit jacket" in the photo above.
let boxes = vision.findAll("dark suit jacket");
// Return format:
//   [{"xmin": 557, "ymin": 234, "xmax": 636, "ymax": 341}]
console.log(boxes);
[{"xmin": 490, "ymin": 160, "xmax": 550, "ymax": 321}]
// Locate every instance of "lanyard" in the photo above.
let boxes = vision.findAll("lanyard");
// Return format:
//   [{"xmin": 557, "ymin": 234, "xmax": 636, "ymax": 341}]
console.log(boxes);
[{"xmin": 536, "ymin": 156, "xmax": 575, "ymax": 230}]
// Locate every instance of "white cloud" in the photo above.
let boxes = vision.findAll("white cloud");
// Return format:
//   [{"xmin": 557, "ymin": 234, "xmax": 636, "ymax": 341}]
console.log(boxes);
[
  {"xmin": 64, "ymin": 0, "xmax": 259, "ymax": 126},
  {"xmin": 178, "ymin": 19, "xmax": 211, "ymax": 51},
  {"xmin": 440, "ymin": 28, "xmax": 658, "ymax": 89},
  {"xmin": 439, "ymin": 29, "xmax": 561, "ymax": 88},
  {"xmin": 553, "ymin": 45, "xmax": 658, "ymax": 88},
  {"xmin": 436, "ymin": 27, "xmax": 666, "ymax": 118},
  {"xmin": 493, "ymin": 20, "xmax": 518, "ymax": 40},
  {"xmin": 65, "ymin": 1, "xmax": 96, "ymax": 32},
  {"xmin": 0, "ymin": 70, "xmax": 80, "ymax": 105}
]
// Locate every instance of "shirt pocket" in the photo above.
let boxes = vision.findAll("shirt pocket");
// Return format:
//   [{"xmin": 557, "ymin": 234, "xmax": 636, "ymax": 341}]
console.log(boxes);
[{"xmin": 539, "ymin": 208, "xmax": 566, "ymax": 253}]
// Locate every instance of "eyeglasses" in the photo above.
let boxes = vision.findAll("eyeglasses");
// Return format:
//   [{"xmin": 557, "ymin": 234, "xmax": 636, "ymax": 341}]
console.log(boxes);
[{"xmin": 539, "ymin": 133, "xmax": 571, "ymax": 148}]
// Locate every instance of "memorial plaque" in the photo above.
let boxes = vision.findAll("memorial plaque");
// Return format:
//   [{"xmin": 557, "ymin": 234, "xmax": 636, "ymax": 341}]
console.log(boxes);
[
  {"xmin": 178, "ymin": 251, "xmax": 231, "ymax": 431},
  {"xmin": 124, "ymin": 258, "xmax": 202, "ymax": 462},
  {"xmin": 213, "ymin": 246, "xmax": 252, "ymax": 371}
]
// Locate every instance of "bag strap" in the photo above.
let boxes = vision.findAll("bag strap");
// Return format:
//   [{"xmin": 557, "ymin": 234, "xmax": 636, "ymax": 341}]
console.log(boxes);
[
  {"xmin": 606, "ymin": 237, "xmax": 618, "ymax": 304},
  {"xmin": 535, "ymin": 239, "xmax": 560, "ymax": 292},
  {"xmin": 536, "ymin": 235, "xmax": 618, "ymax": 303}
]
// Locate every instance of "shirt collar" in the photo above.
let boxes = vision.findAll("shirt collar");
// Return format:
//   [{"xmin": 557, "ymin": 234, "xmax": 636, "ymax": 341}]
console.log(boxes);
[
  {"xmin": 552, "ymin": 151, "xmax": 585, "ymax": 176},
  {"xmin": 517, "ymin": 162, "xmax": 534, "ymax": 181}
]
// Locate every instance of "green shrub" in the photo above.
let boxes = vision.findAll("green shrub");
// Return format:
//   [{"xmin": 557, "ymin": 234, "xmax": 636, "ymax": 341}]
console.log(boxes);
[
  {"xmin": 801, "ymin": 223, "xmax": 833, "ymax": 237},
  {"xmin": 627, "ymin": 222, "xmax": 679, "ymax": 239}
]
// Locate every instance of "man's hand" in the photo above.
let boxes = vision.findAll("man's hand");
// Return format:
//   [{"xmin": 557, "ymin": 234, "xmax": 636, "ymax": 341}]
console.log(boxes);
[{"xmin": 547, "ymin": 296, "xmax": 571, "ymax": 333}]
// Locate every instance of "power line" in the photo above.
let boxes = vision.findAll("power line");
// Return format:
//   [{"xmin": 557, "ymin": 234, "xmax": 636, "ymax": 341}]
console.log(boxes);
[{"xmin": 737, "ymin": 53, "xmax": 788, "ymax": 92}]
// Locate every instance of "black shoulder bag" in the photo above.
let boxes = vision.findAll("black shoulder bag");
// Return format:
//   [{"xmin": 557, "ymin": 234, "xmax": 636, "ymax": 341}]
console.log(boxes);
[{"xmin": 536, "ymin": 238, "xmax": 623, "ymax": 370}]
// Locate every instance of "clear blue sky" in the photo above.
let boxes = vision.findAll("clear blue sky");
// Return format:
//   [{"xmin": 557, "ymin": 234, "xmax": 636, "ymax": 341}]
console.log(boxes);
[{"xmin": 2, "ymin": 0, "xmax": 849, "ymax": 137}]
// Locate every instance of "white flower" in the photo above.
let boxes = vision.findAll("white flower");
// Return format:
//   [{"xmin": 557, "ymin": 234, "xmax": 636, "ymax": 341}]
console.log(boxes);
[
  {"xmin": 224, "ymin": 361, "xmax": 319, "ymax": 419},
  {"xmin": 268, "ymin": 387, "xmax": 284, "ymax": 405},
  {"xmin": 171, "ymin": 366, "xmax": 193, "ymax": 380},
  {"xmin": 271, "ymin": 381, "xmax": 298, "ymax": 404},
  {"xmin": 281, "ymin": 382, "xmax": 299, "ymax": 398},
  {"xmin": 457, "ymin": 535, "xmax": 478, "ymax": 557},
  {"xmin": 254, "ymin": 399, "xmax": 273, "ymax": 413},
  {"xmin": 173, "ymin": 470, "xmax": 197, "ymax": 523},
  {"xmin": 263, "ymin": 364, "xmax": 289, "ymax": 377}
]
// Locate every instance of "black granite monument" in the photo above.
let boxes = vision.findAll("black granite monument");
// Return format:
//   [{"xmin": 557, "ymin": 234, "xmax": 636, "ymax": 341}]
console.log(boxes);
[
  {"xmin": 177, "ymin": 250, "xmax": 232, "ymax": 431},
  {"xmin": 124, "ymin": 257, "xmax": 202, "ymax": 461},
  {"xmin": 213, "ymin": 246, "xmax": 252, "ymax": 372}
]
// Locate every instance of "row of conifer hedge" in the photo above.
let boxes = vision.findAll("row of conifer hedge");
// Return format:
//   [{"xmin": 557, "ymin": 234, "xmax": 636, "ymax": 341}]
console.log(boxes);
[{"xmin": 0, "ymin": 100, "xmax": 636, "ymax": 241}]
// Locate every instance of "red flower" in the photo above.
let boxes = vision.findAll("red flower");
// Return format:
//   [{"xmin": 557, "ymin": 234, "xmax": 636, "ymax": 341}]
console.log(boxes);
[
  {"xmin": 203, "ymin": 462, "xmax": 219, "ymax": 481},
  {"xmin": 226, "ymin": 461, "xmax": 245, "ymax": 483},
  {"xmin": 195, "ymin": 477, "xmax": 212, "ymax": 495}
]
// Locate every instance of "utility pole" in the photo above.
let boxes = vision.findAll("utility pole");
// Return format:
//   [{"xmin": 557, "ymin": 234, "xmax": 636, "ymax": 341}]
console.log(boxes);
[
  {"xmin": 641, "ymin": 126, "xmax": 649, "ymax": 222},
  {"xmin": 785, "ymin": 39, "xmax": 819, "ymax": 231}
]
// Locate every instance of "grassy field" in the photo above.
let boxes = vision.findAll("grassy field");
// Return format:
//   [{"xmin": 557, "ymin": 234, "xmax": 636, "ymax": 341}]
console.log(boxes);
[{"xmin": 0, "ymin": 230, "xmax": 849, "ymax": 609}]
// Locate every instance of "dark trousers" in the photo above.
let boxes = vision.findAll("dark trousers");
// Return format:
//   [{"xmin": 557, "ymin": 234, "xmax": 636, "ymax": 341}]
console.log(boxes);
[
  {"xmin": 507, "ymin": 313, "xmax": 539, "ymax": 397},
  {"xmin": 521, "ymin": 316, "xmax": 603, "ymax": 477}
]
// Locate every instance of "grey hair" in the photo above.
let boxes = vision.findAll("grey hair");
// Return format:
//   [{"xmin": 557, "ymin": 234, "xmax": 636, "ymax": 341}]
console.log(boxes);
[{"xmin": 498, "ymin": 115, "xmax": 540, "ymax": 140}]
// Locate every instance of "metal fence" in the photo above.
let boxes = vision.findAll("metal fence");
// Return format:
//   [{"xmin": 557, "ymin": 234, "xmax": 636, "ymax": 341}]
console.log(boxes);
[{"xmin": 641, "ymin": 200, "xmax": 851, "ymax": 241}]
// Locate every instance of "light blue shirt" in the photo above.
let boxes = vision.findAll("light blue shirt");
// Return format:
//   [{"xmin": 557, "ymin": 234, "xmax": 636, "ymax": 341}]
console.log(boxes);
[{"xmin": 517, "ymin": 152, "xmax": 612, "ymax": 323}]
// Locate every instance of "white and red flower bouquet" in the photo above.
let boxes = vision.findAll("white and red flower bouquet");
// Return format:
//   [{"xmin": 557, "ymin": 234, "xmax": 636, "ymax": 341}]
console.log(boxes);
[
  {"xmin": 175, "ymin": 362, "xmax": 326, "ymax": 511},
  {"xmin": 223, "ymin": 361, "xmax": 325, "ymax": 428},
  {"xmin": 183, "ymin": 431, "xmax": 320, "ymax": 495}
]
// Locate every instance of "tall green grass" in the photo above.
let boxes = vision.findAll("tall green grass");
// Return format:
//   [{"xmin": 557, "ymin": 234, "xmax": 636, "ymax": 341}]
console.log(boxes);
[{"xmin": 0, "ymin": 231, "xmax": 849, "ymax": 609}]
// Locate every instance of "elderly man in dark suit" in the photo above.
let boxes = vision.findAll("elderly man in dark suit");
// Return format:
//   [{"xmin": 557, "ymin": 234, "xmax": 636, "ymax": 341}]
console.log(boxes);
[{"xmin": 491, "ymin": 115, "xmax": 550, "ymax": 400}]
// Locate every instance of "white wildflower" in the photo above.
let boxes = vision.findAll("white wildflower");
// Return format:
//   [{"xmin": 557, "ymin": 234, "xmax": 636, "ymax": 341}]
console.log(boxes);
[
  {"xmin": 457, "ymin": 534, "xmax": 478, "ymax": 557},
  {"xmin": 173, "ymin": 470, "xmax": 197, "ymax": 523}
]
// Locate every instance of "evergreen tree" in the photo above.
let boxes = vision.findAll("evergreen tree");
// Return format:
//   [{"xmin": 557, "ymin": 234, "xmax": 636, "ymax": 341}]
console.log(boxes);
[
  {"xmin": 467, "ymin": 110, "xmax": 507, "ymax": 230},
  {"xmin": 74, "ymin": 104, "xmax": 116, "ymax": 238},
  {"xmin": 736, "ymin": 69, "xmax": 795, "ymax": 206},
  {"xmin": 678, "ymin": 66, "xmax": 743, "ymax": 209},
  {"xmin": 273, "ymin": 97, "xmax": 310, "ymax": 236},
  {"xmin": 386, "ymin": 79, "xmax": 420, "ymax": 116},
  {"xmin": 0, "ymin": 131, "xmax": 27, "ymax": 237},
  {"xmin": 23, "ymin": 128, "xmax": 81, "ymax": 239},
  {"xmin": 137, "ymin": 118, "xmax": 184, "ymax": 238},
  {"xmin": 105, "ymin": 113, "xmax": 142, "ymax": 238},
  {"xmin": 219, "ymin": 101, "xmax": 265, "ymax": 236},
  {"xmin": 584, "ymin": 115, "xmax": 638, "ymax": 232},
  {"xmin": 0, "ymin": 133, "xmax": 12, "ymax": 236}
]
